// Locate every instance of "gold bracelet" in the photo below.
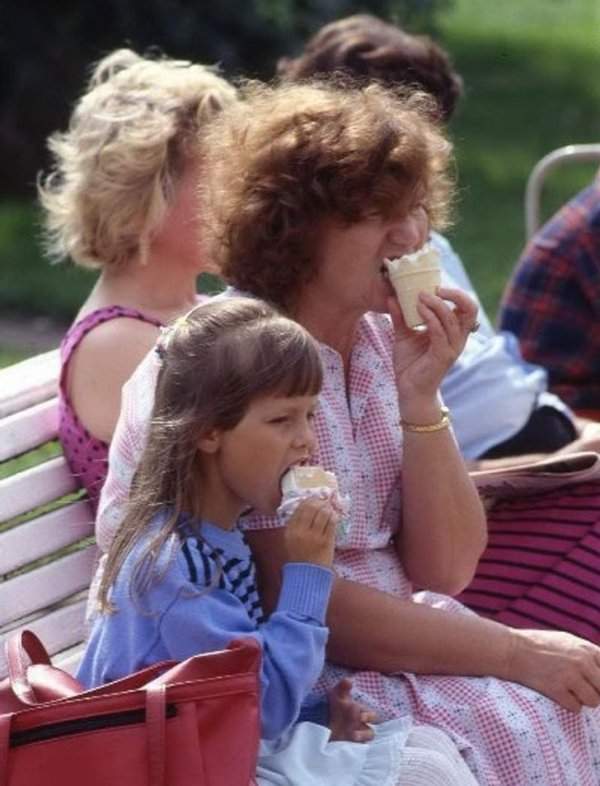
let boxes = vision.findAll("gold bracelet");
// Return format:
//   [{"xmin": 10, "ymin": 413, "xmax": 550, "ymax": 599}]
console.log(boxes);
[{"xmin": 400, "ymin": 406, "xmax": 450, "ymax": 433}]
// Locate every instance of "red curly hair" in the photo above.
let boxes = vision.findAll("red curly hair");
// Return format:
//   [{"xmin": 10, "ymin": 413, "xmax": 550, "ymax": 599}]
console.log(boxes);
[{"xmin": 200, "ymin": 79, "xmax": 454, "ymax": 312}]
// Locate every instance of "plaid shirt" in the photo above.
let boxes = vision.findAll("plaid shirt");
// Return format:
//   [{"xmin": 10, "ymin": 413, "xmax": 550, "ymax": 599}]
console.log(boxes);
[{"xmin": 499, "ymin": 177, "xmax": 600, "ymax": 410}]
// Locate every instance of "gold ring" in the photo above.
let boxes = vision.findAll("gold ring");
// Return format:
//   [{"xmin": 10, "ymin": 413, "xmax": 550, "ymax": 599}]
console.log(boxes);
[{"xmin": 470, "ymin": 320, "xmax": 480, "ymax": 334}]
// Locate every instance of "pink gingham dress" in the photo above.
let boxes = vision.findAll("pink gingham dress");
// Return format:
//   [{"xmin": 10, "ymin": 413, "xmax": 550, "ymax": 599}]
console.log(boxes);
[
  {"xmin": 94, "ymin": 307, "xmax": 600, "ymax": 784},
  {"xmin": 240, "ymin": 312, "xmax": 600, "ymax": 786}
]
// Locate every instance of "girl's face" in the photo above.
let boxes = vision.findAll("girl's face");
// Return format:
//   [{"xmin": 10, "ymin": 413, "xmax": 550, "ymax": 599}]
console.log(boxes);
[
  {"xmin": 198, "ymin": 392, "xmax": 319, "ymax": 528},
  {"xmin": 301, "ymin": 202, "xmax": 429, "ymax": 318}
]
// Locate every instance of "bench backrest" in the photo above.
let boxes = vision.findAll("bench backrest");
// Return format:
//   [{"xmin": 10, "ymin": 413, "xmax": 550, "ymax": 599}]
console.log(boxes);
[{"xmin": 0, "ymin": 350, "xmax": 95, "ymax": 678}]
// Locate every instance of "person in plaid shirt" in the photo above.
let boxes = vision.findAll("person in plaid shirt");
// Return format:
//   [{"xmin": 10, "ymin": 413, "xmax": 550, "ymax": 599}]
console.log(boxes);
[{"xmin": 500, "ymin": 175, "xmax": 600, "ymax": 413}]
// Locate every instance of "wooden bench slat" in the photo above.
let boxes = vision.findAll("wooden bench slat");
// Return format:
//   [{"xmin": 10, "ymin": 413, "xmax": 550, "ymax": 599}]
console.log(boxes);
[
  {"xmin": 0, "ymin": 598, "xmax": 88, "ymax": 679},
  {"xmin": 0, "ymin": 398, "xmax": 58, "ymax": 461},
  {"xmin": 0, "ymin": 349, "xmax": 60, "ymax": 418},
  {"xmin": 0, "ymin": 545, "xmax": 97, "ymax": 628},
  {"xmin": 0, "ymin": 348, "xmax": 95, "ymax": 679},
  {"xmin": 0, "ymin": 500, "xmax": 94, "ymax": 575},
  {"xmin": 0, "ymin": 455, "xmax": 79, "ymax": 521},
  {"xmin": 53, "ymin": 643, "xmax": 87, "ymax": 676}
]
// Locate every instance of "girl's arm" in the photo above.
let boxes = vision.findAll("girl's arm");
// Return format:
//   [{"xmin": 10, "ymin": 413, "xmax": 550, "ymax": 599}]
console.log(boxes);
[
  {"xmin": 247, "ymin": 527, "xmax": 600, "ymax": 712},
  {"xmin": 160, "ymin": 555, "xmax": 333, "ymax": 740}
]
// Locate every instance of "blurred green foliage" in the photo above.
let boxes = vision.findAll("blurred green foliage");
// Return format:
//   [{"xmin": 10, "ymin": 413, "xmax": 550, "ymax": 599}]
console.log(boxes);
[
  {"xmin": 0, "ymin": 0, "xmax": 598, "ymax": 339},
  {"xmin": 0, "ymin": 202, "xmax": 96, "ymax": 321},
  {"xmin": 440, "ymin": 0, "xmax": 600, "ymax": 319},
  {"xmin": 0, "ymin": 0, "xmax": 448, "ymax": 197}
]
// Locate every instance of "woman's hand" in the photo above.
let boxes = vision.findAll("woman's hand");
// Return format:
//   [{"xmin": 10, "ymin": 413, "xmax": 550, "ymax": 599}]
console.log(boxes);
[
  {"xmin": 389, "ymin": 286, "xmax": 477, "ymax": 409},
  {"xmin": 506, "ymin": 628, "xmax": 600, "ymax": 712},
  {"xmin": 327, "ymin": 678, "xmax": 377, "ymax": 742},
  {"xmin": 284, "ymin": 497, "xmax": 339, "ymax": 568}
]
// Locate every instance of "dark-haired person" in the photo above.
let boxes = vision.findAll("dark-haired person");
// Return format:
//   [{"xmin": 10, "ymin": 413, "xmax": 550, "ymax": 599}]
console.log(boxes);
[{"xmin": 277, "ymin": 13, "xmax": 594, "ymax": 462}]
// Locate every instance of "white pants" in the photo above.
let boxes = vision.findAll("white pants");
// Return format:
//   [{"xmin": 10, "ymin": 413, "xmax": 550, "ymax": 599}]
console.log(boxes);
[{"xmin": 256, "ymin": 720, "xmax": 479, "ymax": 786}]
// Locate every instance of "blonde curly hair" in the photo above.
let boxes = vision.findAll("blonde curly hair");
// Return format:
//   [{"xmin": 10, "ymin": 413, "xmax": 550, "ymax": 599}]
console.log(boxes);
[
  {"xmin": 199, "ymin": 79, "xmax": 454, "ymax": 312},
  {"xmin": 38, "ymin": 48, "xmax": 237, "ymax": 270}
]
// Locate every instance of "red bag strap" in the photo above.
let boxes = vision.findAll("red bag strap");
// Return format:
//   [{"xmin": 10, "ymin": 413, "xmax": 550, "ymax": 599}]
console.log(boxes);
[
  {"xmin": 5, "ymin": 630, "xmax": 51, "ymax": 705},
  {"xmin": 0, "ymin": 712, "xmax": 10, "ymax": 786},
  {"xmin": 7, "ymin": 630, "xmax": 51, "ymax": 676},
  {"xmin": 146, "ymin": 683, "xmax": 166, "ymax": 786}
]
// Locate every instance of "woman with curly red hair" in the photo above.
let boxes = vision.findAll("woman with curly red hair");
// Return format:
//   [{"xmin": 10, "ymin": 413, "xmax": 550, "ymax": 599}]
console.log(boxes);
[
  {"xmin": 94, "ymin": 79, "xmax": 600, "ymax": 783},
  {"xmin": 199, "ymin": 80, "xmax": 600, "ymax": 784}
]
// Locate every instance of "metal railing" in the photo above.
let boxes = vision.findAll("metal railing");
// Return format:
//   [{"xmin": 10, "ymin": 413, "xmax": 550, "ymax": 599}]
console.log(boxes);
[{"xmin": 525, "ymin": 144, "xmax": 600, "ymax": 240}]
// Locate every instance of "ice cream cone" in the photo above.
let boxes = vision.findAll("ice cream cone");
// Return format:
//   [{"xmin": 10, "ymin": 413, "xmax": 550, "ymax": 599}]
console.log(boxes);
[
  {"xmin": 384, "ymin": 244, "xmax": 442, "ymax": 328},
  {"xmin": 281, "ymin": 465, "xmax": 338, "ymax": 496},
  {"xmin": 387, "ymin": 266, "xmax": 441, "ymax": 327}
]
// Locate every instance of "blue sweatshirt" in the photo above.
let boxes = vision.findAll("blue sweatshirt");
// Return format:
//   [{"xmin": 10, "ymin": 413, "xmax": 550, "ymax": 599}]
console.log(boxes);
[{"xmin": 77, "ymin": 514, "xmax": 334, "ymax": 740}]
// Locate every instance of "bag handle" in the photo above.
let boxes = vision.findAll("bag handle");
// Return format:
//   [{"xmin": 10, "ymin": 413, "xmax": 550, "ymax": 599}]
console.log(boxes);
[
  {"xmin": 0, "ymin": 712, "xmax": 11, "ymax": 786},
  {"xmin": 5, "ymin": 630, "xmax": 51, "ymax": 705},
  {"xmin": 146, "ymin": 683, "xmax": 166, "ymax": 786}
]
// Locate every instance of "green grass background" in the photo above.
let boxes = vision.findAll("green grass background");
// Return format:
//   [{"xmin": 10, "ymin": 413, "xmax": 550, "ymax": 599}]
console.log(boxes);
[
  {"xmin": 440, "ymin": 0, "xmax": 600, "ymax": 317},
  {"xmin": 1, "ymin": 0, "xmax": 599, "ymax": 364}
]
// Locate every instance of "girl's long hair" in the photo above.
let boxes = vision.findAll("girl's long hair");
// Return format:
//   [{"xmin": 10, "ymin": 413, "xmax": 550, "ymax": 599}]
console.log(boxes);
[{"xmin": 98, "ymin": 296, "xmax": 323, "ymax": 611}]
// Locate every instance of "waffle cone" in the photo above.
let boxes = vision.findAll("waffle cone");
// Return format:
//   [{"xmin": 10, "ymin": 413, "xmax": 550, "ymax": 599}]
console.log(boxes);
[{"xmin": 388, "ymin": 267, "xmax": 441, "ymax": 327}]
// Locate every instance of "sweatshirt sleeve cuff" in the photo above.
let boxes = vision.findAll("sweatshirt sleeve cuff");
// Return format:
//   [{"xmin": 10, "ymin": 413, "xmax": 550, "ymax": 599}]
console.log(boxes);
[
  {"xmin": 298, "ymin": 693, "xmax": 330, "ymax": 727},
  {"xmin": 276, "ymin": 563, "xmax": 334, "ymax": 624}
]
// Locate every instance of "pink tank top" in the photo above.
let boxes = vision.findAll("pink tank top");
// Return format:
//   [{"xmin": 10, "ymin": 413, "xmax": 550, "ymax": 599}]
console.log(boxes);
[{"xmin": 58, "ymin": 305, "xmax": 162, "ymax": 512}]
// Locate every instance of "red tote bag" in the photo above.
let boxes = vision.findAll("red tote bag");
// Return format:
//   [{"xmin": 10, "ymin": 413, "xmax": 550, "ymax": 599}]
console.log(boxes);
[{"xmin": 0, "ymin": 630, "xmax": 260, "ymax": 786}]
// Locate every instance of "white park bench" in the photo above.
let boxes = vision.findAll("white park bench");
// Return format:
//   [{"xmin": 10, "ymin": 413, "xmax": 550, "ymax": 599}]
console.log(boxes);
[{"xmin": 0, "ymin": 349, "xmax": 95, "ymax": 679}]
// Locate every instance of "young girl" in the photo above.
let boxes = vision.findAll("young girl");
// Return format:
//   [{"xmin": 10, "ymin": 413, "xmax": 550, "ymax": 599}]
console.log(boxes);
[{"xmin": 77, "ymin": 297, "xmax": 478, "ymax": 785}]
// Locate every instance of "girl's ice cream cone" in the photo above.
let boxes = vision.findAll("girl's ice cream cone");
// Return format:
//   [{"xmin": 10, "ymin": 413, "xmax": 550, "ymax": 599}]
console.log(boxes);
[
  {"xmin": 384, "ymin": 245, "xmax": 441, "ymax": 328},
  {"xmin": 278, "ymin": 465, "xmax": 351, "ymax": 536}
]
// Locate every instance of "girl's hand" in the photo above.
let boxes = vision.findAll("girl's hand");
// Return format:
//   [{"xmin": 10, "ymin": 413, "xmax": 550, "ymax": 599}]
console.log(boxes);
[
  {"xmin": 389, "ymin": 287, "xmax": 477, "ymax": 409},
  {"xmin": 327, "ymin": 678, "xmax": 377, "ymax": 742},
  {"xmin": 506, "ymin": 628, "xmax": 600, "ymax": 712},
  {"xmin": 284, "ymin": 497, "xmax": 339, "ymax": 568}
]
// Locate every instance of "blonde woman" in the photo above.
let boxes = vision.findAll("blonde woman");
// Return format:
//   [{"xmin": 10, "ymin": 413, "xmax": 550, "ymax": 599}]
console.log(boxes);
[{"xmin": 38, "ymin": 48, "xmax": 236, "ymax": 509}]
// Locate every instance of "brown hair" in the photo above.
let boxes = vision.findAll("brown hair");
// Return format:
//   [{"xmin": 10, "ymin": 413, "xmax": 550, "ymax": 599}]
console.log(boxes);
[
  {"xmin": 277, "ymin": 14, "xmax": 463, "ymax": 122},
  {"xmin": 98, "ymin": 296, "xmax": 323, "ymax": 611},
  {"xmin": 200, "ymin": 79, "xmax": 454, "ymax": 312}
]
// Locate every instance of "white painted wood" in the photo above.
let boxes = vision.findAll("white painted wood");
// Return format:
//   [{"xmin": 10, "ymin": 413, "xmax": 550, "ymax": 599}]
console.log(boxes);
[
  {"xmin": 0, "ymin": 598, "xmax": 88, "ymax": 679},
  {"xmin": 54, "ymin": 643, "xmax": 86, "ymax": 676},
  {"xmin": 0, "ymin": 500, "xmax": 93, "ymax": 574},
  {"xmin": 0, "ymin": 545, "xmax": 97, "ymax": 628},
  {"xmin": 0, "ymin": 455, "xmax": 79, "ymax": 521},
  {"xmin": 0, "ymin": 349, "xmax": 92, "ymax": 683},
  {"xmin": 0, "ymin": 398, "xmax": 59, "ymax": 461},
  {"xmin": 0, "ymin": 349, "xmax": 60, "ymax": 418}
]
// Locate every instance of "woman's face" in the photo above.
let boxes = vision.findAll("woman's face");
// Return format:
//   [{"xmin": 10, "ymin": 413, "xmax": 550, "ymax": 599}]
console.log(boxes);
[
  {"xmin": 306, "ymin": 202, "xmax": 429, "ymax": 318},
  {"xmin": 153, "ymin": 157, "xmax": 206, "ymax": 273}
]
